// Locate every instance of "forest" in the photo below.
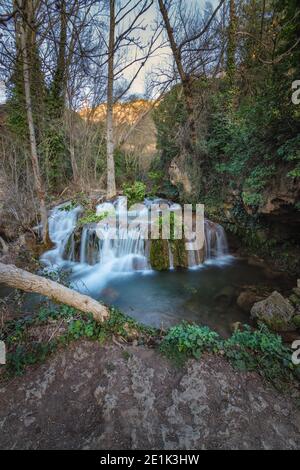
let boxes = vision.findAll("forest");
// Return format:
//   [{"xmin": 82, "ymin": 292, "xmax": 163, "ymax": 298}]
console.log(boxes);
[{"xmin": 0, "ymin": 0, "xmax": 300, "ymax": 452}]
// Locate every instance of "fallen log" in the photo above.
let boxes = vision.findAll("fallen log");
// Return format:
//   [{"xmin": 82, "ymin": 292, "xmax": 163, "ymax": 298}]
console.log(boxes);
[{"xmin": 0, "ymin": 262, "xmax": 109, "ymax": 323}]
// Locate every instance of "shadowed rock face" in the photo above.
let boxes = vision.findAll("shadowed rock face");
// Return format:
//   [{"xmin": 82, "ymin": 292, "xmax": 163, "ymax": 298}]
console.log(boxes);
[
  {"xmin": 0, "ymin": 341, "xmax": 300, "ymax": 450},
  {"xmin": 169, "ymin": 158, "xmax": 192, "ymax": 195}
]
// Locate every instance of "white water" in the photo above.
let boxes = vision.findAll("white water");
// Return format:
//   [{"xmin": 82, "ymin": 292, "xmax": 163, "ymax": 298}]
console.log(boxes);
[
  {"xmin": 41, "ymin": 203, "xmax": 82, "ymax": 268},
  {"xmin": 41, "ymin": 197, "xmax": 230, "ymax": 291}
]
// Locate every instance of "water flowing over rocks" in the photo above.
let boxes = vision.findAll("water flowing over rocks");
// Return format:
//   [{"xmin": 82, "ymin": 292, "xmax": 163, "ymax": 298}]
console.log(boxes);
[{"xmin": 41, "ymin": 197, "xmax": 230, "ymax": 275}]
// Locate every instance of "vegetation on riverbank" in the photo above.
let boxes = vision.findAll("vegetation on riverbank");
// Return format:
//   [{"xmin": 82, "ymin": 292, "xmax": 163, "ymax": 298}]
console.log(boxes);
[{"xmin": 1, "ymin": 300, "xmax": 299, "ymax": 394}]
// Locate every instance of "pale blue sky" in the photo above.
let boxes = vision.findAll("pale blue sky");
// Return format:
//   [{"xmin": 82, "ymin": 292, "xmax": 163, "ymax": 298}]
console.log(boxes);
[
  {"xmin": 0, "ymin": 0, "xmax": 219, "ymax": 103},
  {"xmin": 122, "ymin": 0, "xmax": 218, "ymax": 96}
]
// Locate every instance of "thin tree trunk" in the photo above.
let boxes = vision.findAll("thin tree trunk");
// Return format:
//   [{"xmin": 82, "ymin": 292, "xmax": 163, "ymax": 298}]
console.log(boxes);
[
  {"xmin": 0, "ymin": 263, "xmax": 109, "ymax": 323},
  {"xmin": 227, "ymin": 0, "xmax": 237, "ymax": 89},
  {"xmin": 106, "ymin": 0, "xmax": 117, "ymax": 199},
  {"xmin": 70, "ymin": 136, "xmax": 79, "ymax": 184},
  {"xmin": 17, "ymin": 4, "xmax": 50, "ymax": 245},
  {"xmin": 158, "ymin": 0, "xmax": 196, "ymax": 145}
]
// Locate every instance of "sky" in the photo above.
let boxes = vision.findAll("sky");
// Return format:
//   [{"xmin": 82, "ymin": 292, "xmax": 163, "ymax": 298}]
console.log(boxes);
[
  {"xmin": 0, "ymin": 0, "xmax": 218, "ymax": 104},
  {"xmin": 121, "ymin": 0, "xmax": 216, "ymax": 97}
]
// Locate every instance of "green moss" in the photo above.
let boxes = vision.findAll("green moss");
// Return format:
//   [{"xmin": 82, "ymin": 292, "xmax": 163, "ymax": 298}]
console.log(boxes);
[
  {"xmin": 77, "ymin": 210, "xmax": 109, "ymax": 228},
  {"xmin": 171, "ymin": 239, "xmax": 188, "ymax": 268},
  {"xmin": 292, "ymin": 315, "xmax": 300, "ymax": 329},
  {"xmin": 150, "ymin": 239, "xmax": 170, "ymax": 271}
]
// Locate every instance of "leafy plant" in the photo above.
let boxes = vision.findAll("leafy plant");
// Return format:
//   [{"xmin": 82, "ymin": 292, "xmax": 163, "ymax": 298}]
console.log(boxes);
[
  {"xmin": 223, "ymin": 323, "xmax": 295, "ymax": 388},
  {"xmin": 160, "ymin": 322, "xmax": 221, "ymax": 365},
  {"xmin": 123, "ymin": 181, "xmax": 146, "ymax": 207},
  {"xmin": 77, "ymin": 210, "xmax": 109, "ymax": 227}
]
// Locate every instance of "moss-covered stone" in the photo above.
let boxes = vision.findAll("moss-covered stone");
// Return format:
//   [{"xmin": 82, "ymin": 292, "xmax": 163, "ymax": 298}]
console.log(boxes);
[
  {"xmin": 292, "ymin": 287, "xmax": 300, "ymax": 298},
  {"xmin": 251, "ymin": 291, "xmax": 295, "ymax": 332},
  {"xmin": 150, "ymin": 239, "xmax": 170, "ymax": 271},
  {"xmin": 293, "ymin": 315, "xmax": 300, "ymax": 329},
  {"xmin": 289, "ymin": 294, "xmax": 300, "ymax": 307},
  {"xmin": 171, "ymin": 239, "xmax": 188, "ymax": 268}
]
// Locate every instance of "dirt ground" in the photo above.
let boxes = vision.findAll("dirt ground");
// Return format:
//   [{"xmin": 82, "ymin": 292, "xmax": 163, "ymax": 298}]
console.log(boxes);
[{"xmin": 0, "ymin": 341, "xmax": 300, "ymax": 450}]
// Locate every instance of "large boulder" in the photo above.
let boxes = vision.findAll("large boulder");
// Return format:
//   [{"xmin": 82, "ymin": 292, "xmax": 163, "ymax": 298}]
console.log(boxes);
[{"xmin": 251, "ymin": 291, "xmax": 295, "ymax": 331}]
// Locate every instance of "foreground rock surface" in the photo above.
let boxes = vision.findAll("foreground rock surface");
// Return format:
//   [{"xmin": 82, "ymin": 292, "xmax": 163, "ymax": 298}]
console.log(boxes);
[{"xmin": 0, "ymin": 341, "xmax": 300, "ymax": 450}]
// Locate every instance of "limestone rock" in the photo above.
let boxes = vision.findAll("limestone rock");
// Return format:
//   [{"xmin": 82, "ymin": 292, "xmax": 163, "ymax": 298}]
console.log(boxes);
[
  {"xmin": 251, "ymin": 291, "xmax": 295, "ymax": 331},
  {"xmin": 169, "ymin": 157, "xmax": 192, "ymax": 195},
  {"xmin": 237, "ymin": 290, "xmax": 264, "ymax": 313}
]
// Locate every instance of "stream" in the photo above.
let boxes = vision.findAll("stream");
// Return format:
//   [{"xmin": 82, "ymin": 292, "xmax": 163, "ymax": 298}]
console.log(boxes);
[{"xmin": 33, "ymin": 197, "xmax": 289, "ymax": 336}]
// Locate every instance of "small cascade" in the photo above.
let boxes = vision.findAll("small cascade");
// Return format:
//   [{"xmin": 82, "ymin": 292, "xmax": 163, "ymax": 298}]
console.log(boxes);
[
  {"xmin": 168, "ymin": 242, "xmax": 174, "ymax": 270},
  {"xmin": 41, "ymin": 203, "xmax": 81, "ymax": 267},
  {"xmin": 186, "ymin": 220, "xmax": 229, "ymax": 269},
  {"xmin": 41, "ymin": 197, "xmax": 230, "ymax": 275},
  {"xmin": 204, "ymin": 219, "xmax": 229, "ymax": 260}
]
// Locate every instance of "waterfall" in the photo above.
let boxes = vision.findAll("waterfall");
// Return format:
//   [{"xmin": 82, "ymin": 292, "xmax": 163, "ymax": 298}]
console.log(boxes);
[
  {"xmin": 41, "ymin": 203, "xmax": 81, "ymax": 267},
  {"xmin": 168, "ymin": 242, "xmax": 174, "ymax": 270},
  {"xmin": 41, "ymin": 197, "xmax": 230, "ymax": 274}
]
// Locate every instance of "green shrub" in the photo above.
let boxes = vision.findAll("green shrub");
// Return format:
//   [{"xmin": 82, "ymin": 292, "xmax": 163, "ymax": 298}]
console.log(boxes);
[
  {"xmin": 77, "ymin": 210, "xmax": 109, "ymax": 227},
  {"xmin": 160, "ymin": 322, "xmax": 221, "ymax": 365},
  {"xmin": 223, "ymin": 324, "xmax": 295, "ymax": 387},
  {"xmin": 123, "ymin": 181, "xmax": 146, "ymax": 207}
]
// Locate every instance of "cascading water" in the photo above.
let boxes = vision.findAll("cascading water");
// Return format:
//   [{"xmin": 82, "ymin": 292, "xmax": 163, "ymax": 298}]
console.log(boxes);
[
  {"xmin": 37, "ymin": 199, "xmax": 275, "ymax": 335},
  {"xmin": 41, "ymin": 203, "xmax": 82, "ymax": 268},
  {"xmin": 41, "ymin": 197, "xmax": 230, "ymax": 282}
]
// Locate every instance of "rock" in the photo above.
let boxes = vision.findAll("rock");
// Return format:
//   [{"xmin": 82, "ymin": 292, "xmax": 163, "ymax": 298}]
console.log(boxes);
[
  {"xmin": 237, "ymin": 290, "xmax": 264, "ymax": 313},
  {"xmin": 297, "ymin": 280, "xmax": 300, "ymax": 289},
  {"xmin": 279, "ymin": 330, "xmax": 300, "ymax": 343},
  {"xmin": 150, "ymin": 239, "xmax": 170, "ymax": 271},
  {"xmin": 214, "ymin": 286, "xmax": 237, "ymax": 306},
  {"xmin": 169, "ymin": 156, "xmax": 192, "ymax": 195},
  {"xmin": 263, "ymin": 267, "xmax": 284, "ymax": 280},
  {"xmin": 292, "ymin": 287, "xmax": 300, "ymax": 298},
  {"xmin": 248, "ymin": 256, "xmax": 266, "ymax": 268},
  {"xmin": 289, "ymin": 294, "xmax": 300, "ymax": 307},
  {"xmin": 101, "ymin": 288, "xmax": 119, "ymax": 301},
  {"xmin": 251, "ymin": 291, "xmax": 295, "ymax": 332},
  {"xmin": 172, "ymin": 239, "xmax": 189, "ymax": 268},
  {"xmin": 292, "ymin": 315, "xmax": 300, "ymax": 329},
  {"xmin": 123, "ymin": 323, "xmax": 140, "ymax": 341},
  {"xmin": 230, "ymin": 322, "xmax": 243, "ymax": 333}
]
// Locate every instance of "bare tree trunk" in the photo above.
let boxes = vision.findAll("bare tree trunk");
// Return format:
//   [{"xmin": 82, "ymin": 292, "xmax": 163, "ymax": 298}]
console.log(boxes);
[
  {"xmin": 0, "ymin": 263, "xmax": 109, "ymax": 323},
  {"xmin": 158, "ymin": 0, "xmax": 196, "ymax": 145},
  {"xmin": 106, "ymin": 0, "xmax": 117, "ymax": 199},
  {"xmin": 17, "ymin": 3, "xmax": 50, "ymax": 245},
  {"xmin": 70, "ymin": 135, "xmax": 79, "ymax": 184},
  {"xmin": 227, "ymin": 0, "xmax": 237, "ymax": 90}
]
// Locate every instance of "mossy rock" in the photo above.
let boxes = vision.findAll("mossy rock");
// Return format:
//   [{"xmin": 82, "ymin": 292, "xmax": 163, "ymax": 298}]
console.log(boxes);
[
  {"xmin": 293, "ymin": 315, "xmax": 300, "ymax": 329},
  {"xmin": 292, "ymin": 287, "xmax": 300, "ymax": 298},
  {"xmin": 150, "ymin": 239, "xmax": 170, "ymax": 271},
  {"xmin": 251, "ymin": 291, "xmax": 295, "ymax": 332},
  {"xmin": 171, "ymin": 239, "xmax": 188, "ymax": 268},
  {"xmin": 289, "ymin": 294, "xmax": 300, "ymax": 307}
]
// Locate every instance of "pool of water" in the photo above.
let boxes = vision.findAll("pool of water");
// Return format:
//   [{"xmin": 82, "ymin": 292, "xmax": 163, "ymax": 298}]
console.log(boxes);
[{"xmin": 70, "ymin": 256, "xmax": 286, "ymax": 337}]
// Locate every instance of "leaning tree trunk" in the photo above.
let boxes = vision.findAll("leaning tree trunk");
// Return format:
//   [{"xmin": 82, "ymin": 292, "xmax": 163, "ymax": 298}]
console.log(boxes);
[
  {"xmin": 18, "ymin": 5, "xmax": 50, "ymax": 246},
  {"xmin": 106, "ymin": 0, "xmax": 117, "ymax": 199},
  {"xmin": 0, "ymin": 263, "xmax": 109, "ymax": 323}
]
